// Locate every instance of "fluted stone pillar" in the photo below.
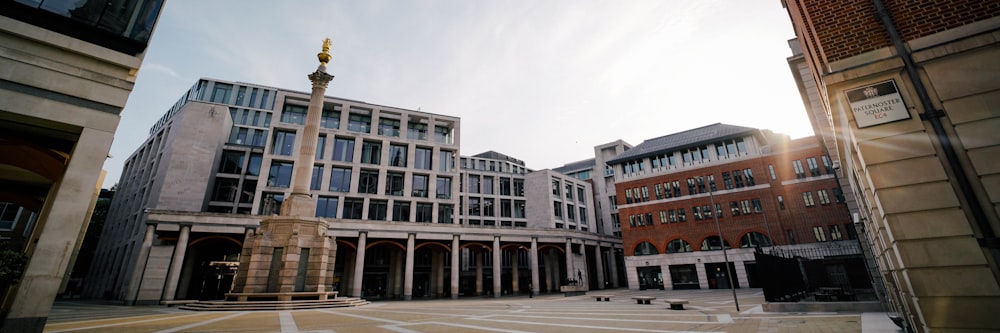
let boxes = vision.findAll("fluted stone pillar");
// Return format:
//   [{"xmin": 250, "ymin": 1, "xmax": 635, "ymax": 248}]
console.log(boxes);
[
  {"xmin": 511, "ymin": 248, "xmax": 520, "ymax": 294},
  {"xmin": 594, "ymin": 244, "xmax": 605, "ymax": 289},
  {"xmin": 608, "ymin": 247, "xmax": 620, "ymax": 288},
  {"xmin": 475, "ymin": 250, "xmax": 483, "ymax": 295},
  {"xmin": 565, "ymin": 238, "xmax": 573, "ymax": 284}
]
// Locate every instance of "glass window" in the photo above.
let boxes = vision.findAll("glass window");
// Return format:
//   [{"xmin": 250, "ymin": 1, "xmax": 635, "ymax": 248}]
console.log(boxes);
[
  {"xmin": 514, "ymin": 200, "xmax": 526, "ymax": 218},
  {"xmin": 434, "ymin": 125, "xmax": 451, "ymax": 143},
  {"xmin": 272, "ymin": 130, "xmax": 296, "ymax": 156},
  {"xmin": 392, "ymin": 201, "xmax": 411, "ymax": 221},
  {"xmin": 358, "ymin": 170, "xmax": 379, "ymax": 194},
  {"xmin": 802, "ymin": 192, "xmax": 815, "ymax": 207},
  {"xmin": 566, "ymin": 204, "xmax": 575, "ymax": 221},
  {"xmin": 817, "ymin": 190, "xmax": 831, "ymax": 205},
  {"xmin": 579, "ymin": 207, "xmax": 587, "ymax": 223},
  {"xmin": 751, "ymin": 198, "xmax": 763, "ymax": 213},
  {"xmin": 361, "ymin": 141, "xmax": 381, "ymax": 165},
  {"xmin": 740, "ymin": 232, "xmax": 772, "ymax": 248},
  {"xmin": 438, "ymin": 204, "xmax": 454, "ymax": 224},
  {"xmin": 468, "ymin": 175, "xmax": 480, "ymax": 193},
  {"xmin": 388, "ymin": 144, "xmax": 407, "ymax": 167},
  {"xmin": 807, "ymin": 157, "xmax": 820, "ymax": 176},
  {"xmin": 316, "ymin": 135, "xmax": 326, "ymax": 160},
  {"xmin": 329, "ymin": 167, "xmax": 352, "ymax": 192},
  {"xmin": 634, "ymin": 242, "xmax": 658, "ymax": 256},
  {"xmin": 813, "ymin": 226, "xmax": 827, "ymax": 242},
  {"xmin": 343, "ymin": 198, "xmax": 364, "ymax": 219},
  {"xmin": 822, "ymin": 156, "xmax": 834, "ymax": 174},
  {"xmin": 211, "ymin": 83, "xmax": 232, "ymax": 103},
  {"xmin": 700, "ymin": 236, "xmax": 730, "ymax": 251},
  {"xmin": 412, "ymin": 174, "xmax": 429, "ymax": 197},
  {"xmin": 247, "ymin": 154, "xmax": 262, "ymax": 176},
  {"xmin": 316, "ymin": 196, "xmax": 339, "ymax": 218},
  {"xmin": 438, "ymin": 150, "xmax": 455, "ymax": 172},
  {"xmin": 483, "ymin": 198, "xmax": 495, "ymax": 217},
  {"xmin": 577, "ymin": 187, "xmax": 586, "ymax": 203},
  {"xmin": 211, "ymin": 178, "xmax": 239, "ymax": 202},
  {"xmin": 744, "ymin": 169, "xmax": 755, "ymax": 186},
  {"xmin": 777, "ymin": 195, "xmax": 785, "ymax": 209},
  {"xmin": 500, "ymin": 178, "xmax": 511, "ymax": 195},
  {"xmin": 378, "ymin": 118, "xmax": 400, "ymax": 137},
  {"xmin": 793, "ymin": 160, "xmax": 806, "ymax": 179},
  {"xmin": 513, "ymin": 179, "xmax": 525, "ymax": 197},
  {"xmin": 407, "ymin": 122, "xmax": 428, "ymax": 140},
  {"xmin": 386, "ymin": 172, "xmax": 404, "ymax": 196},
  {"xmin": 436, "ymin": 177, "xmax": 452, "ymax": 199},
  {"xmin": 281, "ymin": 103, "xmax": 307, "ymax": 125},
  {"xmin": 240, "ymin": 179, "xmax": 256, "ymax": 203},
  {"xmin": 483, "ymin": 176, "xmax": 494, "ymax": 194},
  {"xmin": 415, "ymin": 147, "xmax": 432, "ymax": 170},
  {"xmin": 259, "ymin": 192, "xmax": 284, "ymax": 215},
  {"xmin": 321, "ymin": 106, "xmax": 341, "ymax": 129},
  {"xmin": 415, "ymin": 203, "xmax": 433, "ymax": 222},
  {"xmin": 768, "ymin": 164, "xmax": 776, "ymax": 180},
  {"xmin": 553, "ymin": 201, "xmax": 562, "ymax": 218},
  {"xmin": 565, "ymin": 184, "xmax": 574, "ymax": 200},
  {"xmin": 368, "ymin": 200, "xmax": 388, "ymax": 220},
  {"xmin": 333, "ymin": 137, "xmax": 355, "ymax": 162},
  {"xmin": 468, "ymin": 197, "xmax": 480, "ymax": 216},
  {"xmin": 830, "ymin": 225, "xmax": 843, "ymax": 241},
  {"xmin": 552, "ymin": 179, "xmax": 561, "ymax": 196},
  {"xmin": 348, "ymin": 113, "xmax": 371, "ymax": 133},
  {"xmin": 219, "ymin": 150, "xmax": 244, "ymax": 174},
  {"xmin": 501, "ymin": 199, "xmax": 512, "ymax": 217},
  {"xmin": 311, "ymin": 165, "xmax": 323, "ymax": 190},
  {"xmin": 666, "ymin": 239, "xmax": 693, "ymax": 253},
  {"xmin": 267, "ymin": 161, "xmax": 293, "ymax": 187}
]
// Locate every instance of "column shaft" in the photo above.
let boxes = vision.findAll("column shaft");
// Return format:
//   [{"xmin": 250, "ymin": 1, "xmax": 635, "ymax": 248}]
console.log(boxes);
[
  {"xmin": 451, "ymin": 235, "xmax": 460, "ymax": 299},
  {"xmin": 125, "ymin": 223, "xmax": 156, "ymax": 304},
  {"xmin": 530, "ymin": 238, "xmax": 539, "ymax": 296},
  {"xmin": 161, "ymin": 224, "xmax": 191, "ymax": 300},
  {"xmin": 351, "ymin": 232, "xmax": 367, "ymax": 297},
  {"xmin": 594, "ymin": 244, "xmax": 606, "ymax": 289},
  {"xmin": 404, "ymin": 233, "xmax": 415, "ymax": 300},
  {"xmin": 492, "ymin": 236, "xmax": 501, "ymax": 297}
]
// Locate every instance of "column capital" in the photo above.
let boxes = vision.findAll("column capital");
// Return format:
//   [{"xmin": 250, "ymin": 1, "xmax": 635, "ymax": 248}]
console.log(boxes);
[
  {"xmin": 308, "ymin": 70, "xmax": 335, "ymax": 88},
  {"xmin": 178, "ymin": 222, "xmax": 193, "ymax": 228},
  {"xmin": 145, "ymin": 221, "xmax": 158, "ymax": 227}
]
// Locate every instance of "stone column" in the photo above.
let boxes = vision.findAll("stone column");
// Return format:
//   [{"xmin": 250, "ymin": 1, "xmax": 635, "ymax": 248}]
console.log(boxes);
[
  {"xmin": 608, "ymin": 248, "xmax": 620, "ymax": 288},
  {"xmin": 580, "ymin": 241, "xmax": 589, "ymax": 288},
  {"xmin": 281, "ymin": 43, "xmax": 335, "ymax": 217},
  {"xmin": 565, "ymin": 238, "xmax": 573, "ymax": 284},
  {"xmin": 392, "ymin": 251, "xmax": 402, "ymax": 297},
  {"xmin": 492, "ymin": 236, "xmax": 501, "ymax": 297},
  {"xmin": 351, "ymin": 232, "xmax": 367, "ymax": 297},
  {"xmin": 530, "ymin": 237, "xmax": 539, "ymax": 296},
  {"xmin": 451, "ymin": 235, "xmax": 460, "ymax": 299},
  {"xmin": 125, "ymin": 223, "xmax": 157, "ymax": 304},
  {"xmin": 511, "ymin": 248, "xmax": 520, "ymax": 294},
  {"xmin": 161, "ymin": 223, "xmax": 191, "ymax": 301},
  {"xmin": 404, "ymin": 233, "xmax": 415, "ymax": 300},
  {"xmin": 435, "ymin": 252, "xmax": 445, "ymax": 297},
  {"xmin": 594, "ymin": 244, "xmax": 606, "ymax": 289},
  {"xmin": 475, "ymin": 250, "xmax": 483, "ymax": 295}
]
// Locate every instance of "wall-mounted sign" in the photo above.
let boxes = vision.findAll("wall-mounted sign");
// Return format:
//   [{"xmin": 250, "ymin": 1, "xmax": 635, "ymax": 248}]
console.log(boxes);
[{"xmin": 845, "ymin": 80, "xmax": 910, "ymax": 128}]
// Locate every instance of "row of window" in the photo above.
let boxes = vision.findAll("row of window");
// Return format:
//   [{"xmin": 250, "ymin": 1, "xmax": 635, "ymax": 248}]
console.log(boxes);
[
  {"xmin": 264, "ymin": 162, "xmax": 454, "ymax": 199},
  {"xmin": 551, "ymin": 178, "xmax": 587, "ymax": 204},
  {"xmin": 464, "ymin": 197, "xmax": 526, "ymax": 218},
  {"xmin": 460, "ymin": 158, "xmax": 528, "ymax": 174},
  {"xmin": 621, "ymin": 138, "xmax": 749, "ymax": 175},
  {"xmin": 259, "ymin": 193, "xmax": 455, "ymax": 223},
  {"xmin": 792, "ymin": 156, "xmax": 835, "ymax": 179},
  {"xmin": 269, "ymin": 132, "xmax": 455, "ymax": 171},
  {"xmin": 202, "ymin": 82, "xmax": 275, "ymax": 110},
  {"xmin": 552, "ymin": 201, "xmax": 588, "ymax": 224},
  {"xmin": 465, "ymin": 175, "xmax": 525, "ymax": 196},
  {"xmin": 627, "ymin": 198, "xmax": 764, "ymax": 227},
  {"xmin": 280, "ymin": 103, "xmax": 453, "ymax": 143},
  {"xmin": 623, "ymin": 169, "xmax": 756, "ymax": 205},
  {"xmin": 635, "ymin": 223, "xmax": 854, "ymax": 255}
]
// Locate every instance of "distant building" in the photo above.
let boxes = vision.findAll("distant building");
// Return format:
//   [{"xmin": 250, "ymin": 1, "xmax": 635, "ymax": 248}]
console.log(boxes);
[
  {"xmin": 573, "ymin": 123, "xmax": 858, "ymax": 291},
  {"xmin": 0, "ymin": 1, "xmax": 165, "ymax": 331},
  {"xmin": 84, "ymin": 78, "xmax": 622, "ymax": 305},
  {"xmin": 782, "ymin": 1, "xmax": 1000, "ymax": 331}
]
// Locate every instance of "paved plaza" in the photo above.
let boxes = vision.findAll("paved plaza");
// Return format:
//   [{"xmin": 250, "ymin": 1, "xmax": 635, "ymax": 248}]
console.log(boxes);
[{"xmin": 44, "ymin": 289, "xmax": 900, "ymax": 333}]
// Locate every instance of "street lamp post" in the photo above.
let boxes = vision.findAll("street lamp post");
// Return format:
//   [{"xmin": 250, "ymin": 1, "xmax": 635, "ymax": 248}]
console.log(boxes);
[{"xmin": 708, "ymin": 189, "xmax": 740, "ymax": 312}]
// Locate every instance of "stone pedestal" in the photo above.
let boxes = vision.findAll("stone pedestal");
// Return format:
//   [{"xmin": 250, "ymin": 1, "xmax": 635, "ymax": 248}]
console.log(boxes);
[{"xmin": 232, "ymin": 216, "xmax": 335, "ymax": 295}]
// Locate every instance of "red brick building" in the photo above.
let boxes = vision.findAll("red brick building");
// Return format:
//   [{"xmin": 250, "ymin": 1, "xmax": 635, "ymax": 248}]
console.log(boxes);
[{"xmin": 607, "ymin": 123, "xmax": 854, "ymax": 290}]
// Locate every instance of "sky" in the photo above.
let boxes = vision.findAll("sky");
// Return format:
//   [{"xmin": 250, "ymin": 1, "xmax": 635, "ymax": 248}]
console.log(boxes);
[{"xmin": 103, "ymin": 0, "xmax": 810, "ymax": 188}]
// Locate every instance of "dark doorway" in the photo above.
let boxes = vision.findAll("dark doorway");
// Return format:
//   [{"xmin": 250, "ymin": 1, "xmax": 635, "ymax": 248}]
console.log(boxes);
[
  {"xmin": 669, "ymin": 264, "xmax": 700, "ymax": 289},
  {"xmin": 636, "ymin": 266, "xmax": 664, "ymax": 290},
  {"xmin": 704, "ymin": 262, "xmax": 739, "ymax": 289}
]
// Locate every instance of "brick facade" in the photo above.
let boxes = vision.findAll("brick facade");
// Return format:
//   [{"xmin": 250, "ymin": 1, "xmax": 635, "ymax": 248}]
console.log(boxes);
[{"xmin": 616, "ymin": 137, "xmax": 850, "ymax": 256}]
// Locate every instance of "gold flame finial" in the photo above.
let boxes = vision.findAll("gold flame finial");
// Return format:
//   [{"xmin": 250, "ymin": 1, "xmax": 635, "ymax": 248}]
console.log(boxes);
[{"xmin": 318, "ymin": 38, "xmax": 332, "ymax": 65}]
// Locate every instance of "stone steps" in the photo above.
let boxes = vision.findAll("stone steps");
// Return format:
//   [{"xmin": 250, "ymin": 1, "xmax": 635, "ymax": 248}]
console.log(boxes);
[{"xmin": 178, "ymin": 297, "xmax": 369, "ymax": 311}]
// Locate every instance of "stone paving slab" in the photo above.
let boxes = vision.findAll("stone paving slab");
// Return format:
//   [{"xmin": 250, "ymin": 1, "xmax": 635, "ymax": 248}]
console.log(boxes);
[{"xmin": 44, "ymin": 289, "xmax": 893, "ymax": 333}]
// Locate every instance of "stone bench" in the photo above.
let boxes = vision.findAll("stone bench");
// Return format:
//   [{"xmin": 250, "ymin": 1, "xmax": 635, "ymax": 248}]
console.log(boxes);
[
  {"xmin": 592, "ymin": 295, "xmax": 612, "ymax": 302},
  {"xmin": 664, "ymin": 298, "xmax": 689, "ymax": 310},
  {"xmin": 632, "ymin": 296, "xmax": 656, "ymax": 304}
]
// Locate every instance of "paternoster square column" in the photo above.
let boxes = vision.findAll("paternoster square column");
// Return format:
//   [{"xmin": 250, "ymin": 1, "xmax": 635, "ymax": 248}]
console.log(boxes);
[{"xmin": 230, "ymin": 39, "xmax": 337, "ymax": 298}]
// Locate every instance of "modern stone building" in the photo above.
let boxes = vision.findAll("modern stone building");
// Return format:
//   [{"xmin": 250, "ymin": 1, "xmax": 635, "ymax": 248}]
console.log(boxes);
[
  {"xmin": 0, "ymin": 1, "xmax": 165, "ymax": 332},
  {"xmin": 781, "ymin": 1, "xmax": 1000, "ymax": 331},
  {"xmin": 83, "ymin": 78, "xmax": 623, "ymax": 305},
  {"xmin": 595, "ymin": 123, "xmax": 859, "ymax": 291}
]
